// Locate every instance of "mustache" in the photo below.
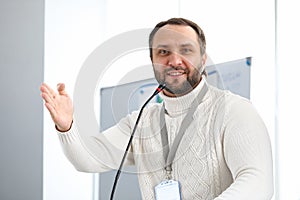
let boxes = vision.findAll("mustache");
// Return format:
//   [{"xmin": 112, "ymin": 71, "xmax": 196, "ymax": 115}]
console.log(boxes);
[
  {"xmin": 163, "ymin": 63, "xmax": 203, "ymax": 73},
  {"xmin": 164, "ymin": 66, "xmax": 189, "ymax": 73}
]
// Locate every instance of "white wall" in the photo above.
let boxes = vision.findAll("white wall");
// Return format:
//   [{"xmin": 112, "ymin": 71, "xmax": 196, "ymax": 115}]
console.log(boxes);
[
  {"xmin": 276, "ymin": 0, "xmax": 300, "ymax": 199},
  {"xmin": 43, "ymin": 0, "xmax": 104, "ymax": 199}
]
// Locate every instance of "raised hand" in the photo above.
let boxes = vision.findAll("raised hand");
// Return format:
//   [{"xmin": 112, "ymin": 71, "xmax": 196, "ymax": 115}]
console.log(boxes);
[{"xmin": 40, "ymin": 83, "xmax": 73, "ymax": 132}]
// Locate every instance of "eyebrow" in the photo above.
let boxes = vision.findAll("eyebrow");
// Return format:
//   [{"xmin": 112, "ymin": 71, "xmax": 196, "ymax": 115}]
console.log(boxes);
[
  {"xmin": 154, "ymin": 42, "xmax": 196, "ymax": 49},
  {"xmin": 180, "ymin": 43, "xmax": 195, "ymax": 47},
  {"xmin": 154, "ymin": 44, "xmax": 169, "ymax": 49}
]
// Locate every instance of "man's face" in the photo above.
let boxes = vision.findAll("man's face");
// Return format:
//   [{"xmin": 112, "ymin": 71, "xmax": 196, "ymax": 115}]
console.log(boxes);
[{"xmin": 151, "ymin": 24, "xmax": 206, "ymax": 97}]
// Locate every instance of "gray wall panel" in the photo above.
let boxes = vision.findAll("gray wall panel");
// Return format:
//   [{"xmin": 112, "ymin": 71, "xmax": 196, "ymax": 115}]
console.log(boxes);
[{"xmin": 0, "ymin": 0, "xmax": 44, "ymax": 199}]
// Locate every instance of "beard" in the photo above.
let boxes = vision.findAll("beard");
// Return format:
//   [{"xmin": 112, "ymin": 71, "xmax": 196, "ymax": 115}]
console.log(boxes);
[{"xmin": 153, "ymin": 64, "xmax": 203, "ymax": 96}]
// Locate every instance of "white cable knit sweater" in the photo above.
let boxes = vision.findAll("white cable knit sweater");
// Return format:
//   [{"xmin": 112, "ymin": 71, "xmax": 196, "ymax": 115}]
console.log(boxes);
[{"xmin": 58, "ymin": 80, "xmax": 274, "ymax": 200}]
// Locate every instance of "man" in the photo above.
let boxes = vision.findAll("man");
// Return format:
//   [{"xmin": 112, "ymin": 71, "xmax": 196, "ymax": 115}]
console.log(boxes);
[{"xmin": 40, "ymin": 18, "xmax": 274, "ymax": 199}]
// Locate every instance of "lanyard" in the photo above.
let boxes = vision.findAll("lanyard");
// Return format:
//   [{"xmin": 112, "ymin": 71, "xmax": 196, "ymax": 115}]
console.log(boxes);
[{"xmin": 160, "ymin": 82, "xmax": 208, "ymax": 179}]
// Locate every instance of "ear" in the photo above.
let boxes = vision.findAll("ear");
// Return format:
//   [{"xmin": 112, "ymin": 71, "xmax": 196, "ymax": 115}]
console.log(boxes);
[{"xmin": 201, "ymin": 53, "xmax": 207, "ymax": 67}]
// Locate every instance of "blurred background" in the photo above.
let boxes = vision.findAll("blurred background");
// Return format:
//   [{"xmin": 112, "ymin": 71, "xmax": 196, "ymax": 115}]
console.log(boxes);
[{"xmin": 0, "ymin": 0, "xmax": 299, "ymax": 199}]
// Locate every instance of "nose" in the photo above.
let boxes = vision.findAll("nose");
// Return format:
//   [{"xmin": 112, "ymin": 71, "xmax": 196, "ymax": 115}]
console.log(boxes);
[{"xmin": 167, "ymin": 52, "xmax": 183, "ymax": 67}]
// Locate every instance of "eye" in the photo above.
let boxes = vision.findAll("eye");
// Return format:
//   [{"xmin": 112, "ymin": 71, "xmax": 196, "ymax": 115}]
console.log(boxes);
[
  {"xmin": 180, "ymin": 48, "xmax": 192, "ymax": 54},
  {"xmin": 158, "ymin": 49, "xmax": 170, "ymax": 56}
]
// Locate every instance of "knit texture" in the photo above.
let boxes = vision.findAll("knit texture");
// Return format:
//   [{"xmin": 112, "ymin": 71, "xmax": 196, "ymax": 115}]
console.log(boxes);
[{"xmin": 58, "ymin": 79, "xmax": 273, "ymax": 199}]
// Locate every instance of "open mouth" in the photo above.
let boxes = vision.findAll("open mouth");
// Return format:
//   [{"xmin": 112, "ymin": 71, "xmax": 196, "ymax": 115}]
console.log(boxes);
[{"xmin": 167, "ymin": 70, "xmax": 186, "ymax": 77}]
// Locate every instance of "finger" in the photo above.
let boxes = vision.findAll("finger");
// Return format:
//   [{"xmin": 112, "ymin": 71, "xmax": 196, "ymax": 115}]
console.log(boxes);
[
  {"xmin": 57, "ymin": 83, "xmax": 67, "ymax": 95},
  {"xmin": 40, "ymin": 84, "xmax": 50, "ymax": 94},
  {"xmin": 41, "ymin": 83, "xmax": 57, "ymax": 97},
  {"xmin": 41, "ymin": 92, "xmax": 55, "ymax": 106},
  {"xmin": 45, "ymin": 102, "xmax": 57, "ymax": 118}
]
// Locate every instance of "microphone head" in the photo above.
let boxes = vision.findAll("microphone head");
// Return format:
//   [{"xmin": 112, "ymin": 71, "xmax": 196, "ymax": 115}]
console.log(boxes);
[
  {"xmin": 154, "ymin": 83, "xmax": 166, "ymax": 95},
  {"xmin": 158, "ymin": 83, "xmax": 166, "ymax": 90}
]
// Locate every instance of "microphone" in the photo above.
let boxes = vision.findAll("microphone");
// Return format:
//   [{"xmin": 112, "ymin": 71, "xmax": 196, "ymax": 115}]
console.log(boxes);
[{"xmin": 110, "ymin": 83, "xmax": 166, "ymax": 200}]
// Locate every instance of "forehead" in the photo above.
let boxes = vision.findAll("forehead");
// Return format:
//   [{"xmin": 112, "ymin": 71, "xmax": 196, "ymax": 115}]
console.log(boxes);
[{"xmin": 152, "ymin": 24, "xmax": 199, "ymax": 47}]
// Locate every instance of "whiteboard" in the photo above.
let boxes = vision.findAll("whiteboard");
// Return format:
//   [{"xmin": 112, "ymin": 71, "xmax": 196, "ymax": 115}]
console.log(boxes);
[{"xmin": 206, "ymin": 57, "xmax": 251, "ymax": 99}]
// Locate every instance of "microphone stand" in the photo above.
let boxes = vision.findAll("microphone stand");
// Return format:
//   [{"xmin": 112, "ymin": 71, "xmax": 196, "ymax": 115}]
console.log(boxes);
[{"xmin": 110, "ymin": 83, "xmax": 166, "ymax": 200}]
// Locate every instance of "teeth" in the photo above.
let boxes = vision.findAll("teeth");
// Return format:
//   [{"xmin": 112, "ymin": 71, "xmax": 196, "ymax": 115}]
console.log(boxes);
[
  {"xmin": 168, "ymin": 71, "xmax": 184, "ymax": 76},
  {"xmin": 171, "ymin": 72, "xmax": 181, "ymax": 75}
]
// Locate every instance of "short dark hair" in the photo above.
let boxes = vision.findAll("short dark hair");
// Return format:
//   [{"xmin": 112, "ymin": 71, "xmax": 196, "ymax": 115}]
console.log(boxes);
[{"xmin": 149, "ymin": 18, "xmax": 206, "ymax": 60}]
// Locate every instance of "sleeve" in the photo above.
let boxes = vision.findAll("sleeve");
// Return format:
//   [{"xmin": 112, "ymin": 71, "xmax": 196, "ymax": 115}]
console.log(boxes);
[
  {"xmin": 214, "ymin": 97, "xmax": 274, "ymax": 200},
  {"xmin": 57, "ymin": 114, "xmax": 135, "ymax": 173}
]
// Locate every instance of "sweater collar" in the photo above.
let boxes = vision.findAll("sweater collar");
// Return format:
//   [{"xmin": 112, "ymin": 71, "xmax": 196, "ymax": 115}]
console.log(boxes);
[{"xmin": 159, "ymin": 76, "xmax": 206, "ymax": 116}]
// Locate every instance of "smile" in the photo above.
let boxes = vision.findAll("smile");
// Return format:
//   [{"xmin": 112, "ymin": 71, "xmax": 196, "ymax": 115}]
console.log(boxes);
[{"xmin": 167, "ymin": 70, "xmax": 186, "ymax": 76}]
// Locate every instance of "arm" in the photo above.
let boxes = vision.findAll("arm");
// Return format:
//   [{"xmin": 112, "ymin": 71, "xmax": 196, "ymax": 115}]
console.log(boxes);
[
  {"xmin": 57, "ymin": 119, "xmax": 135, "ymax": 173},
  {"xmin": 40, "ymin": 83, "xmax": 134, "ymax": 172},
  {"xmin": 215, "ymin": 98, "xmax": 274, "ymax": 200}
]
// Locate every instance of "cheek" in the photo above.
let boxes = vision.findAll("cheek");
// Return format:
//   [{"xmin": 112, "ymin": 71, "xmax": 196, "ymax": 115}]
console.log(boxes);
[
  {"xmin": 184, "ymin": 57, "xmax": 202, "ymax": 71},
  {"xmin": 152, "ymin": 57, "xmax": 168, "ymax": 66},
  {"xmin": 152, "ymin": 58, "xmax": 168, "ymax": 71},
  {"xmin": 152, "ymin": 64, "xmax": 165, "ymax": 76}
]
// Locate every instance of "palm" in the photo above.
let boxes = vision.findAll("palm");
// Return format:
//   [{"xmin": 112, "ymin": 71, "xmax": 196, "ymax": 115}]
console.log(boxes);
[{"xmin": 40, "ymin": 83, "xmax": 73, "ymax": 131}]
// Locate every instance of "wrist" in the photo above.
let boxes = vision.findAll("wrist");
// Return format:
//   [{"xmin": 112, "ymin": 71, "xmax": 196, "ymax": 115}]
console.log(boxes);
[{"xmin": 55, "ymin": 120, "xmax": 73, "ymax": 132}]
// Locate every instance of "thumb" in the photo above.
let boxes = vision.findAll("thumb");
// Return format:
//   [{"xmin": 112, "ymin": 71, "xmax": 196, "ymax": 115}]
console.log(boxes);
[{"xmin": 57, "ymin": 83, "xmax": 67, "ymax": 95}]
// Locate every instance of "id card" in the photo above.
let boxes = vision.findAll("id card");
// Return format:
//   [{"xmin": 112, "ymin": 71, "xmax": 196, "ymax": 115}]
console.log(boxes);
[{"xmin": 154, "ymin": 180, "xmax": 181, "ymax": 200}]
